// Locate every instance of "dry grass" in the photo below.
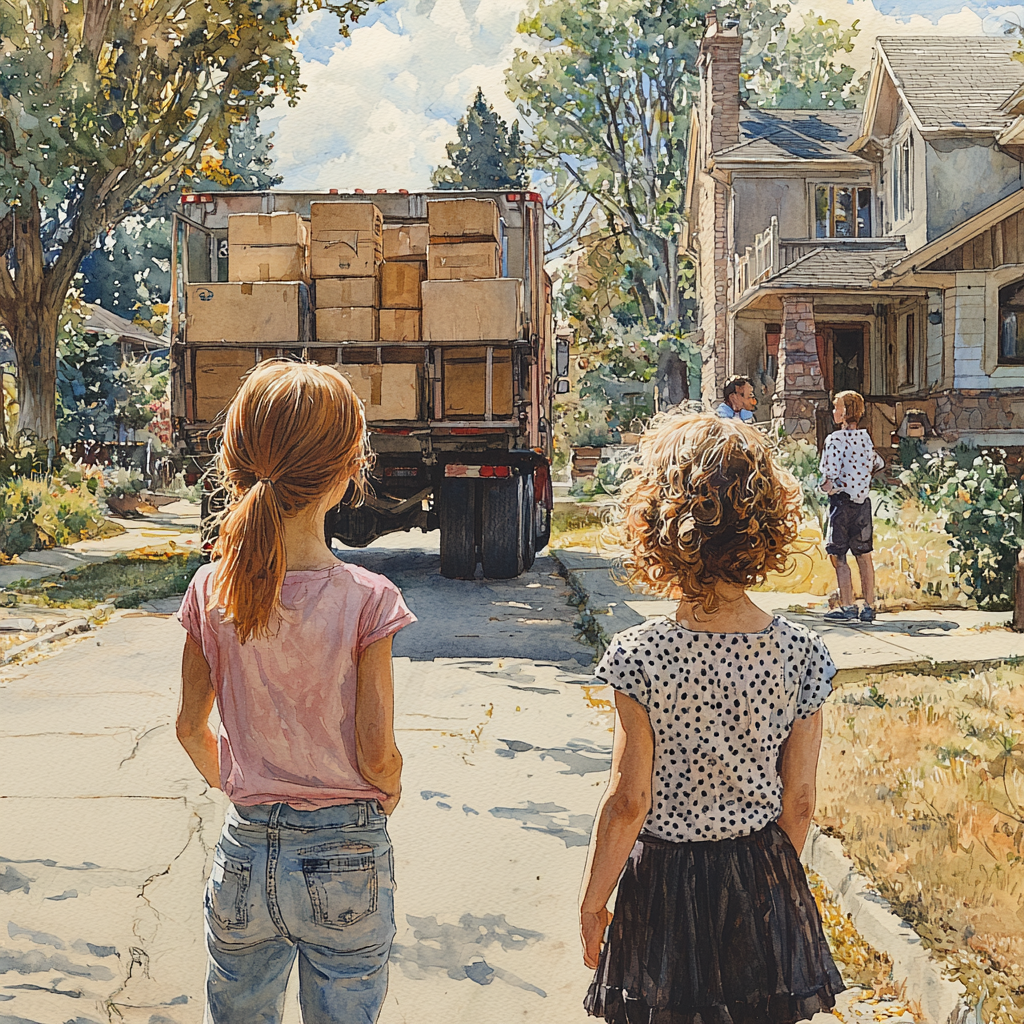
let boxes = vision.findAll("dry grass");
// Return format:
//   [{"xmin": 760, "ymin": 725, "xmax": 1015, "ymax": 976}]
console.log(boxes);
[{"xmin": 817, "ymin": 665, "xmax": 1024, "ymax": 1023}]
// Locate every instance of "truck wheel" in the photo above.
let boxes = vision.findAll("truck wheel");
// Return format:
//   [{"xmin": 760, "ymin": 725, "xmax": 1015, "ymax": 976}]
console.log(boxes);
[
  {"xmin": 481, "ymin": 474, "xmax": 524, "ymax": 579},
  {"xmin": 440, "ymin": 478, "xmax": 478, "ymax": 579},
  {"xmin": 521, "ymin": 473, "xmax": 536, "ymax": 571}
]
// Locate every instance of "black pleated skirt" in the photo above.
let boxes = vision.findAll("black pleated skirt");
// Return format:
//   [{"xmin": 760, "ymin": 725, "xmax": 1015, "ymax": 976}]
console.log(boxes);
[{"xmin": 584, "ymin": 822, "xmax": 845, "ymax": 1024}]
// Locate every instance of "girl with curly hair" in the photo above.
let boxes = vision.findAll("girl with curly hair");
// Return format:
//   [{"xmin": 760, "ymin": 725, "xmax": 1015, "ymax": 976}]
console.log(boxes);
[
  {"xmin": 579, "ymin": 413, "xmax": 844, "ymax": 1024},
  {"xmin": 175, "ymin": 361, "xmax": 415, "ymax": 1024}
]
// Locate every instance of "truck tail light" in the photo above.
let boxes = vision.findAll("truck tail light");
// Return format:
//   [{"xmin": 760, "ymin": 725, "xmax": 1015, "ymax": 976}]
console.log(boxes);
[
  {"xmin": 506, "ymin": 193, "xmax": 521, "ymax": 202},
  {"xmin": 526, "ymin": 192, "xmax": 543, "ymax": 204},
  {"xmin": 181, "ymin": 193, "xmax": 213, "ymax": 204},
  {"xmin": 446, "ymin": 464, "xmax": 511, "ymax": 479}
]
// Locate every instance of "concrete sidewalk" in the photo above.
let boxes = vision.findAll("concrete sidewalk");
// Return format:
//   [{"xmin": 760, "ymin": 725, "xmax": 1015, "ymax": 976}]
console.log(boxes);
[
  {"xmin": 554, "ymin": 549, "xmax": 1024, "ymax": 681},
  {"xmin": 0, "ymin": 498, "xmax": 200, "ymax": 589}
]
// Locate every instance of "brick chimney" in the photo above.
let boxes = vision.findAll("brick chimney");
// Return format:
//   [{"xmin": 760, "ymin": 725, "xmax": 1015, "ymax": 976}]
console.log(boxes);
[{"xmin": 698, "ymin": 9, "xmax": 742, "ymax": 156}]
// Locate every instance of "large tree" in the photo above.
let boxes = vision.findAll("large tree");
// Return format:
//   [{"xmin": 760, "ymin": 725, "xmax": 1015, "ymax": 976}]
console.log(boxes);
[
  {"xmin": 432, "ymin": 88, "xmax": 527, "ymax": 190},
  {"xmin": 0, "ymin": 0, "xmax": 375, "ymax": 440},
  {"xmin": 506, "ymin": 0, "xmax": 862, "ymax": 330}
]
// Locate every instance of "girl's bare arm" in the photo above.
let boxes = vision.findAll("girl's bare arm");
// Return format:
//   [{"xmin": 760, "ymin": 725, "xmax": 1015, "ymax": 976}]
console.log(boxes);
[
  {"xmin": 176, "ymin": 635, "xmax": 220, "ymax": 789},
  {"xmin": 578, "ymin": 690, "xmax": 654, "ymax": 968},
  {"xmin": 355, "ymin": 636, "xmax": 403, "ymax": 814},
  {"xmin": 777, "ymin": 709, "xmax": 824, "ymax": 856}
]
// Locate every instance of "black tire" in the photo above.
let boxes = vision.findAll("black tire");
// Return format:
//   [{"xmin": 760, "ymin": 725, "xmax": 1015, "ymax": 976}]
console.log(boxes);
[
  {"xmin": 440, "ymin": 478, "xmax": 478, "ymax": 579},
  {"xmin": 481, "ymin": 474, "xmax": 524, "ymax": 579},
  {"xmin": 521, "ymin": 473, "xmax": 536, "ymax": 571}
]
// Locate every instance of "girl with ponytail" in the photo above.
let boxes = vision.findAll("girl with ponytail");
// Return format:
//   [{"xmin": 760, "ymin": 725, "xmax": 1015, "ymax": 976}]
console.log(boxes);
[{"xmin": 175, "ymin": 360, "xmax": 415, "ymax": 1024}]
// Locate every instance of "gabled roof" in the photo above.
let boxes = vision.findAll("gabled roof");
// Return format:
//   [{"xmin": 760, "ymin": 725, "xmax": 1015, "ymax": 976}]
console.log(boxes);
[
  {"xmin": 714, "ymin": 109, "xmax": 866, "ymax": 165},
  {"xmin": 757, "ymin": 243, "xmax": 908, "ymax": 291},
  {"xmin": 876, "ymin": 36, "xmax": 1024, "ymax": 133},
  {"xmin": 84, "ymin": 304, "xmax": 168, "ymax": 348}
]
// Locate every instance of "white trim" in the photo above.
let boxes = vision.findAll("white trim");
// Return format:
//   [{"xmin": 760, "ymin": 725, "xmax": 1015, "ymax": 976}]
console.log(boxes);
[{"xmin": 984, "ymin": 264, "xmax": 1024, "ymax": 374}]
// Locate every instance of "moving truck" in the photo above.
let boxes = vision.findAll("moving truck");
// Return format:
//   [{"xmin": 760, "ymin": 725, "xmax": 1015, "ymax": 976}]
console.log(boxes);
[{"xmin": 170, "ymin": 189, "xmax": 567, "ymax": 579}]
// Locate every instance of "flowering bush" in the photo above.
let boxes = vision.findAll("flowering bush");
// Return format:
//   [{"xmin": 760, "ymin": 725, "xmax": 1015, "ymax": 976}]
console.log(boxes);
[{"xmin": 0, "ymin": 477, "xmax": 116, "ymax": 557}]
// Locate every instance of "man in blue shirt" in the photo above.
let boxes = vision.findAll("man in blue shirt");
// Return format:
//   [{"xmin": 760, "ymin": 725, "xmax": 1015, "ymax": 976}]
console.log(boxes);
[{"xmin": 716, "ymin": 375, "xmax": 757, "ymax": 421}]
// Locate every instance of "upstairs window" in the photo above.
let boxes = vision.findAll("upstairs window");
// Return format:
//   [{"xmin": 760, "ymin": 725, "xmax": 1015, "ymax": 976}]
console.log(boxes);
[
  {"xmin": 891, "ymin": 134, "xmax": 912, "ymax": 224},
  {"xmin": 999, "ymin": 279, "xmax": 1024, "ymax": 364},
  {"xmin": 815, "ymin": 186, "xmax": 872, "ymax": 238}
]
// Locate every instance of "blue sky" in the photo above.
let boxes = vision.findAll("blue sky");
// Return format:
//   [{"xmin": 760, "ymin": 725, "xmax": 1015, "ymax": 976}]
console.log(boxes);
[{"xmin": 264, "ymin": 0, "xmax": 1024, "ymax": 191}]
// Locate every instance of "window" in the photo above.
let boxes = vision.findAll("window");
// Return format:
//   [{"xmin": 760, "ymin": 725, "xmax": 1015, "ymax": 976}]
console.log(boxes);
[
  {"xmin": 999, "ymin": 279, "xmax": 1024, "ymax": 364},
  {"xmin": 891, "ymin": 134, "xmax": 912, "ymax": 225},
  {"xmin": 902, "ymin": 313, "xmax": 916, "ymax": 385},
  {"xmin": 815, "ymin": 186, "xmax": 873, "ymax": 238}
]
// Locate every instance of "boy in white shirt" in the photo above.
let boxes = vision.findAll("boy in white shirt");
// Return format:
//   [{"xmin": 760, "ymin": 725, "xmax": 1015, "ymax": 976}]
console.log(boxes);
[{"xmin": 819, "ymin": 390, "xmax": 885, "ymax": 622}]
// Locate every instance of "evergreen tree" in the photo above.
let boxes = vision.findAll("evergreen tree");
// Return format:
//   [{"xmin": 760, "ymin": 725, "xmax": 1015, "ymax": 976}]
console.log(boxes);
[{"xmin": 432, "ymin": 89, "xmax": 527, "ymax": 190}]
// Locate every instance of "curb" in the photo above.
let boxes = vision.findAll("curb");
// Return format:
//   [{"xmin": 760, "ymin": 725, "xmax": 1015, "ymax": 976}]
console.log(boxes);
[{"xmin": 803, "ymin": 826, "xmax": 972, "ymax": 1024}]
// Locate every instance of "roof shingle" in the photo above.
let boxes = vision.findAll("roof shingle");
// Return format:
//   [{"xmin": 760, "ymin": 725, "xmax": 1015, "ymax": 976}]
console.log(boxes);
[{"xmin": 879, "ymin": 36, "xmax": 1024, "ymax": 131}]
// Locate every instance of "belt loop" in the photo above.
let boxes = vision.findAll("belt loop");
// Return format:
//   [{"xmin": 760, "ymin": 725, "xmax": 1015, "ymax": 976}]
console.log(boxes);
[
  {"xmin": 268, "ymin": 802, "xmax": 283, "ymax": 832},
  {"xmin": 359, "ymin": 801, "xmax": 367, "ymax": 827}
]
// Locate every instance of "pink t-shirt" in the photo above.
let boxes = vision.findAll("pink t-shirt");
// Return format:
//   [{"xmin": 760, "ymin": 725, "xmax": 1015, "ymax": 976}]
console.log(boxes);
[{"xmin": 177, "ymin": 560, "xmax": 416, "ymax": 810}]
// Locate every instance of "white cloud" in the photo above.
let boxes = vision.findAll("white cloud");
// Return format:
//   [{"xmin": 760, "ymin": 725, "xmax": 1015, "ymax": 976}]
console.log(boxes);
[{"xmin": 266, "ymin": 0, "xmax": 1024, "ymax": 192}]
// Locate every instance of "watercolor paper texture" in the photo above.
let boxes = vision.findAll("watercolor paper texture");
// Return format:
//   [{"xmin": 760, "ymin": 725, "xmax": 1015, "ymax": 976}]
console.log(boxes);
[{"xmin": 3, "ymin": 1, "xmax": 1024, "ymax": 1023}]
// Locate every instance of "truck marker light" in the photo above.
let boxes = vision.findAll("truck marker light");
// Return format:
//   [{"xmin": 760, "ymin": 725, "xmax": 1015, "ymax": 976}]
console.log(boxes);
[
  {"xmin": 180, "ymin": 193, "xmax": 213, "ymax": 204},
  {"xmin": 506, "ymin": 193, "xmax": 522, "ymax": 202},
  {"xmin": 526, "ymin": 192, "xmax": 543, "ymax": 204}
]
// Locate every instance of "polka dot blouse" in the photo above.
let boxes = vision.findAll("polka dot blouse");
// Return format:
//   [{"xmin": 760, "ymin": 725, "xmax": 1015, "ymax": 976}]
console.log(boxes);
[
  {"xmin": 819, "ymin": 428, "xmax": 884, "ymax": 504},
  {"xmin": 594, "ymin": 615, "xmax": 837, "ymax": 843}
]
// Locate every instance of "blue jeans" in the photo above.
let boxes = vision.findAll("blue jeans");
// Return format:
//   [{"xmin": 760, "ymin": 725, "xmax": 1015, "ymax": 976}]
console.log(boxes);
[{"xmin": 205, "ymin": 800, "xmax": 395, "ymax": 1024}]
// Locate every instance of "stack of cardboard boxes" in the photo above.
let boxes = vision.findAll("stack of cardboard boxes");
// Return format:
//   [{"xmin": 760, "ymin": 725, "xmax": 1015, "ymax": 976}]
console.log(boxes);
[
  {"xmin": 185, "ymin": 211, "xmax": 313, "ymax": 421},
  {"xmin": 380, "ymin": 222, "xmax": 428, "ymax": 342},
  {"xmin": 421, "ymin": 199, "xmax": 522, "ymax": 420},
  {"xmin": 311, "ymin": 203, "xmax": 384, "ymax": 342}
]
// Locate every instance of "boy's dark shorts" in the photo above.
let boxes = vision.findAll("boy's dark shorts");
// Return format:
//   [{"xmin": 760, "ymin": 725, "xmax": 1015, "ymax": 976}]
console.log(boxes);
[{"xmin": 825, "ymin": 493, "xmax": 873, "ymax": 557}]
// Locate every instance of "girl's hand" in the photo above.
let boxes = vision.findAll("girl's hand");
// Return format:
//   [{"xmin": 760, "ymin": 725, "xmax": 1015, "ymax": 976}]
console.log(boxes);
[{"xmin": 580, "ymin": 906, "xmax": 612, "ymax": 969}]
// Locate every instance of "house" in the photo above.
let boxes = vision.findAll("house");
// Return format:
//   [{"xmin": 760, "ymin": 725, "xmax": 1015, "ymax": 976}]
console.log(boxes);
[
  {"xmin": 83, "ymin": 304, "xmax": 169, "ymax": 361},
  {"xmin": 685, "ymin": 13, "xmax": 1024, "ymax": 451}
]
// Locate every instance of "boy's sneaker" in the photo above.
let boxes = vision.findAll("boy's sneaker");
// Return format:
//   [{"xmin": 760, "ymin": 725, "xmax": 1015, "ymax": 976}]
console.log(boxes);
[
  {"xmin": 824, "ymin": 605, "xmax": 858, "ymax": 621},
  {"xmin": 859, "ymin": 605, "xmax": 876, "ymax": 623}
]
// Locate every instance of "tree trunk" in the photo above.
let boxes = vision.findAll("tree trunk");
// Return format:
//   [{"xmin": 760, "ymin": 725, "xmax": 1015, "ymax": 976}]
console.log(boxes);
[{"xmin": 10, "ymin": 305, "xmax": 59, "ymax": 441}]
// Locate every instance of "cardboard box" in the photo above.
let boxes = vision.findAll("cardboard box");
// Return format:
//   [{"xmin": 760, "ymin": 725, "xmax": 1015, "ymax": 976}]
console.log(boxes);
[
  {"xmin": 427, "ymin": 199, "xmax": 500, "ymax": 242},
  {"xmin": 338, "ymin": 363, "xmax": 420, "ymax": 421},
  {"xmin": 310, "ymin": 202, "xmax": 383, "ymax": 278},
  {"xmin": 383, "ymin": 223, "xmax": 429, "ymax": 260},
  {"xmin": 315, "ymin": 277, "xmax": 378, "ymax": 308},
  {"xmin": 186, "ymin": 282, "xmax": 310, "ymax": 343},
  {"xmin": 193, "ymin": 348, "xmax": 257, "ymax": 421},
  {"xmin": 228, "ymin": 212, "xmax": 307, "ymax": 247},
  {"xmin": 310, "ymin": 238, "xmax": 381, "ymax": 279},
  {"xmin": 426, "ymin": 242, "xmax": 500, "ymax": 281},
  {"xmin": 380, "ymin": 261, "xmax": 426, "ymax": 308},
  {"xmin": 379, "ymin": 309, "xmax": 421, "ymax": 342},
  {"xmin": 229, "ymin": 244, "xmax": 309, "ymax": 283},
  {"xmin": 316, "ymin": 306, "xmax": 378, "ymax": 342},
  {"xmin": 443, "ymin": 346, "xmax": 513, "ymax": 419},
  {"xmin": 310, "ymin": 202, "xmax": 384, "ymax": 237},
  {"xmin": 421, "ymin": 279, "xmax": 522, "ymax": 341}
]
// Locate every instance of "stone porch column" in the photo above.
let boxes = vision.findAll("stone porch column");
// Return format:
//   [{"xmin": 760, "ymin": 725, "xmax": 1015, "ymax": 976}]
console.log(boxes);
[{"xmin": 772, "ymin": 295, "xmax": 826, "ymax": 440}]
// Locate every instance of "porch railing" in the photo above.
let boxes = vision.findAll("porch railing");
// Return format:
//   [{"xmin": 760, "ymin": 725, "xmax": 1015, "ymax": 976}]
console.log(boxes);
[{"xmin": 734, "ymin": 216, "xmax": 779, "ymax": 299}]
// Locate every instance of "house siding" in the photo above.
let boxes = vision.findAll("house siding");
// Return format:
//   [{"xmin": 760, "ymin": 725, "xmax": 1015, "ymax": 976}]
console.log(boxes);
[{"xmin": 926, "ymin": 139, "xmax": 1023, "ymax": 242}]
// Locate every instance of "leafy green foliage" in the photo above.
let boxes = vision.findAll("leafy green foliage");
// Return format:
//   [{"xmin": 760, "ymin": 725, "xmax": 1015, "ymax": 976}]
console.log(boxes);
[
  {"xmin": 0, "ymin": 0, "xmax": 377, "ymax": 438},
  {"xmin": 744, "ymin": 12, "xmax": 864, "ymax": 109},
  {"xmin": 900, "ymin": 445, "xmax": 1023, "ymax": 611},
  {"xmin": 770, "ymin": 435, "xmax": 830, "ymax": 533},
  {"xmin": 56, "ymin": 330, "xmax": 168, "ymax": 448},
  {"xmin": 432, "ymin": 89, "xmax": 526, "ymax": 190},
  {"xmin": 0, "ymin": 477, "xmax": 110, "ymax": 557}
]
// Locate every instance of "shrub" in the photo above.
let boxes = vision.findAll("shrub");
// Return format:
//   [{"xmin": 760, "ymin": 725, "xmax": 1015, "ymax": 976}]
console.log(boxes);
[
  {"xmin": 0, "ymin": 477, "xmax": 115, "ymax": 557},
  {"xmin": 899, "ymin": 445, "xmax": 1023, "ymax": 611},
  {"xmin": 771, "ymin": 436, "xmax": 829, "ymax": 533}
]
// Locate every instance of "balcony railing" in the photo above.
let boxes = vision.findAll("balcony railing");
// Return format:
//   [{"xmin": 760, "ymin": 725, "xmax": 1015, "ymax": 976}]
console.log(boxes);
[
  {"xmin": 733, "ymin": 224, "xmax": 905, "ymax": 301},
  {"xmin": 734, "ymin": 216, "xmax": 779, "ymax": 299}
]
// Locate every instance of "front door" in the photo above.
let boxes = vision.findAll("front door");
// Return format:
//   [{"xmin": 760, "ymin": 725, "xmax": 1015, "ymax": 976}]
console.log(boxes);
[{"xmin": 815, "ymin": 324, "xmax": 865, "ymax": 394}]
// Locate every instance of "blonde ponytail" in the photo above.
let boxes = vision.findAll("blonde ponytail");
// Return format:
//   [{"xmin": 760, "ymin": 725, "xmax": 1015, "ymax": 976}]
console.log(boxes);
[{"xmin": 210, "ymin": 361, "xmax": 367, "ymax": 642}]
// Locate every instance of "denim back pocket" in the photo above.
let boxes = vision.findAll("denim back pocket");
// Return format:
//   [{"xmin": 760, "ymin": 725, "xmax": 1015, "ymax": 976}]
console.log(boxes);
[
  {"xmin": 207, "ymin": 850, "xmax": 252, "ymax": 931},
  {"xmin": 302, "ymin": 844, "xmax": 377, "ymax": 929}
]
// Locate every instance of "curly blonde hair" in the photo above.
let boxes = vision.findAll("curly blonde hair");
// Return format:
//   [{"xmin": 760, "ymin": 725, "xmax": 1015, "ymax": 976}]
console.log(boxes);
[{"xmin": 618, "ymin": 413, "xmax": 802, "ymax": 612}]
